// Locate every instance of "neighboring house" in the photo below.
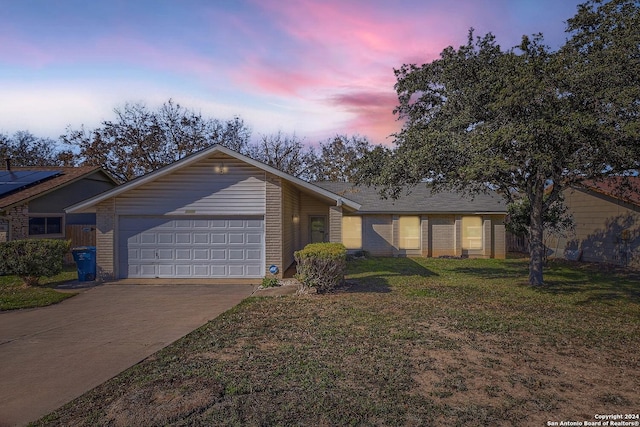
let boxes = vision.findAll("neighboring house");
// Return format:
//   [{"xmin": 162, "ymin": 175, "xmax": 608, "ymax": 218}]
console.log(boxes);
[
  {"xmin": 65, "ymin": 145, "xmax": 507, "ymax": 281},
  {"xmin": 0, "ymin": 166, "xmax": 118, "ymax": 253},
  {"xmin": 546, "ymin": 177, "xmax": 640, "ymax": 268}
]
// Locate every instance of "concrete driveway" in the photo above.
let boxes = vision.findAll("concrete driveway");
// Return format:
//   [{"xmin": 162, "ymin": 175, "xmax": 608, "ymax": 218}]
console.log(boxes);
[{"xmin": 0, "ymin": 283, "xmax": 257, "ymax": 426}]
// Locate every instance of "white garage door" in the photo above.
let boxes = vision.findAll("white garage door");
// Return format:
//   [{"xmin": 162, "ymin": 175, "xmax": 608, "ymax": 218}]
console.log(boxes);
[{"xmin": 118, "ymin": 216, "xmax": 264, "ymax": 279}]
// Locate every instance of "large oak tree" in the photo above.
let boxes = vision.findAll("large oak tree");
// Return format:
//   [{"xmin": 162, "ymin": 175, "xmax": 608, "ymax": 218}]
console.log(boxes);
[
  {"xmin": 356, "ymin": 0, "xmax": 639, "ymax": 285},
  {"xmin": 62, "ymin": 99, "xmax": 251, "ymax": 182}
]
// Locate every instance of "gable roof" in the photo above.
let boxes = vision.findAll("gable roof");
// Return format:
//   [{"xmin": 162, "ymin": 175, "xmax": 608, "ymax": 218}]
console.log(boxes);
[
  {"xmin": 0, "ymin": 166, "xmax": 116, "ymax": 211},
  {"xmin": 578, "ymin": 177, "xmax": 640, "ymax": 206},
  {"xmin": 66, "ymin": 145, "xmax": 361, "ymax": 213},
  {"xmin": 314, "ymin": 182, "xmax": 507, "ymax": 214}
]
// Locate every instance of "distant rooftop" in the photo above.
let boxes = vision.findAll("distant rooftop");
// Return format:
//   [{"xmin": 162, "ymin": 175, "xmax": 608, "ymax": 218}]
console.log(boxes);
[{"xmin": 0, "ymin": 166, "xmax": 107, "ymax": 210}]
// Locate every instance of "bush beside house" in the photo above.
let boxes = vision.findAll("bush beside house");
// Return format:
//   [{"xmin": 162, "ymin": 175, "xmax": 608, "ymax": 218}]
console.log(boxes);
[{"xmin": 294, "ymin": 242, "xmax": 347, "ymax": 293}]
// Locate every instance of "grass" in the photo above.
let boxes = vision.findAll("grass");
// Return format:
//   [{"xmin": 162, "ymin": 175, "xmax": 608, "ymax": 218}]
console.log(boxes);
[
  {"xmin": 0, "ymin": 265, "xmax": 78, "ymax": 310},
  {"xmin": 34, "ymin": 257, "xmax": 640, "ymax": 426}
]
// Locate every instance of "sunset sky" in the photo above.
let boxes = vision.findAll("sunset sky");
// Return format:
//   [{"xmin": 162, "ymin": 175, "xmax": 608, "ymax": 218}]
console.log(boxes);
[{"xmin": 1, "ymin": 0, "xmax": 584, "ymax": 146}]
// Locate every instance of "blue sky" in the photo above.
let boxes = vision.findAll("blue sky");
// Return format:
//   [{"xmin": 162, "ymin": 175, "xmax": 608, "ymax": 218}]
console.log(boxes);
[{"xmin": 0, "ymin": 0, "xmax": 584, "ymax": 146}]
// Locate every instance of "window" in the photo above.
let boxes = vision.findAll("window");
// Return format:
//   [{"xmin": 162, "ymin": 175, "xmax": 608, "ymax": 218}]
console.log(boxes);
[
  {"xmin": 29, "ymin": 216, "xmax": 63, "ymax": 236},
  {"xmin": 399, "ymin": 216, "xmax": 420, "ymax": 249},
  {"xmin": 342, "ymin": 216, "xmax": 362, "ymax": 249},
  {"xmin": 462, "ymin": 216, "xmax": 483, "ymax": 250}
]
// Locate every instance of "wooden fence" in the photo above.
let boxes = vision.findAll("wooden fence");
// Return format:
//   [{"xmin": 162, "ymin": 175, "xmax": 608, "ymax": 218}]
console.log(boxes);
[
  {"xmin": 506, "ymin": 232, "xmax": 529, "ymax": 253},
  {"xmin": 64, "ymin": 224, "xmax": 96, "ymax": 264}
]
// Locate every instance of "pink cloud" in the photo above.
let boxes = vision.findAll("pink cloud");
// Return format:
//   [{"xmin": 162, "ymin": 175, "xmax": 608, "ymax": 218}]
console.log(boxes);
[{"xmin": 331, "ymin": 90, "xmax": 402, "ymax": 145}]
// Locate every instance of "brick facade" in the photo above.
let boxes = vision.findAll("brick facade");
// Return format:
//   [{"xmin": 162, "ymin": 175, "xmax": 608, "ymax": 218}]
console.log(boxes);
[{"xmin": 3, "ymin": 204, "xmax": 29, "ymax": 241}]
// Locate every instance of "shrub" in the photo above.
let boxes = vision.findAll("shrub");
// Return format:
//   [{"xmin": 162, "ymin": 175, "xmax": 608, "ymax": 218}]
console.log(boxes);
[
  {"xmin": 0, "ymin": 239, "xmax": 71, "ymax": 286},
  {"xmin": 294, "ymin": 242, "xmax": 346, "ymax": 294},
  {"xmin": 261, "ymin": 276, "xmax": 280, "ymax": 288}
]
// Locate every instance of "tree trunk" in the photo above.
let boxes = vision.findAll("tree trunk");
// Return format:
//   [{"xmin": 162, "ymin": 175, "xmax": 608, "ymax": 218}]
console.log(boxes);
[{"xmin": 528, "ymin": 181, "xmax": 546, "ymax": 285}]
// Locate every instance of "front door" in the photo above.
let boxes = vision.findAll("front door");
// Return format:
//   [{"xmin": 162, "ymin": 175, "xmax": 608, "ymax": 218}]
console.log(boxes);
[{"xmin": 309, "ymin": 216, "xmax": 327, "ymax": 243}]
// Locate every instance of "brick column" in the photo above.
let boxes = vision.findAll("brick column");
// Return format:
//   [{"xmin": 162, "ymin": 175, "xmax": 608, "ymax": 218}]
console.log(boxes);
[
  {"xmin": 96, "ymin": 199, "xmax": 115, "ymax": 281},
  {"xmin": 8, "ymin": 204, "xmax": 29, "ymax": 240},
  {"xmin": 265, "ymin": 174, "xmax": 283, "ymax": 278},
  {"xmin": 454, "ymin": 215, "xmax": 462, "ymax": 257},
  {"xmin": 483, "ymin": 217, "xmax": 492, "ymax": 258},
  {"xmin": 329, "ymin": 205, "xmax": 342, "ymax": 243}
]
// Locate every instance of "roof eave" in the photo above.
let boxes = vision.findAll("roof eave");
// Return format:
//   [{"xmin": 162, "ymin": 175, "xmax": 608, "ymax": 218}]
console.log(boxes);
[{"xmin": 66, "ymin": 145, "xmax": 361, "ymax": 213}]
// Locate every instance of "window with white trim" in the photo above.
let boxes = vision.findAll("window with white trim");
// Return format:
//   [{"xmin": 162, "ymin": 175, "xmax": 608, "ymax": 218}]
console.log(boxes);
[
  {"xmin": 342, "ymin": 216, "xmax": 362, "ymax": 249},
  {"xmin": 28, "ymin": 215, "xmax": 64, "ymax": 237},
  {"xmin": 399, "ymin": 216, "xmax": 420, "ymax": 249},
  {"xmin": 462, "ymin": 216, "xmax": 483, "ymax": 250}
]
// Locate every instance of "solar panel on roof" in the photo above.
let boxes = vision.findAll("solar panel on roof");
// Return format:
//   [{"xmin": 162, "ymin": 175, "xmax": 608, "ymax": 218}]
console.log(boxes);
[{"xmin": 0, "ymin": 170, "xmax": 62, "ymax": 197}]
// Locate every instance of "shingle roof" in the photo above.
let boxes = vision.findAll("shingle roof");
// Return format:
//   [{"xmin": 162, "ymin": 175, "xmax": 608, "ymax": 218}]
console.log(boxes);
[
  {"xmin": 0, "ymin": 166, "xmax": 108, "ymax": 210},
  {"xmin": 579, "ymin": 177, "xmax": 640, "ymax": 206},
  {"xmin": 313, "ymin": 182, "xmax": 507, "ymax": 214}
]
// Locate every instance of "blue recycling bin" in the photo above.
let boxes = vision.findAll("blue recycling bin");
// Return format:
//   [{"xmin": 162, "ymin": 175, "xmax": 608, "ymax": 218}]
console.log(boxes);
[{"xmin": 72, "ymin": 246, "xmax": 97, "ymax": 282}]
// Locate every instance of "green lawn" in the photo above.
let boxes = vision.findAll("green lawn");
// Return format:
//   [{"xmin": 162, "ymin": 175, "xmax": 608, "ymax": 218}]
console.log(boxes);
[
  {"xmin": 35, "ymin": 258, "xmax": 640, "ymax": 426},
  {"xmin": 0, "ymin": 266, "xmax": 78, "ymax": 310}
]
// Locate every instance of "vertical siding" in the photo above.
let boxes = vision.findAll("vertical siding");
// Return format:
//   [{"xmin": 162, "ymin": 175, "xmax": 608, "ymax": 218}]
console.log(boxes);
[
  {"xmin": 115, "ymin": 155, "xmax": 266, "ymax": 215},
  {"xmin": 265, "ymin": 174, "xmax": 282, "ymax": 277},
  {"xmin": 96, "ymin": 199, "xmax": 115, "ymax": 280},
  {"xmin": 363, "ymin": 215, "xmax": 394, "ymax": 256},
  {"xmin": 560, "ymin": 188, "xmax": 639, "ymax": 267},
  {"xmin": 64, "ymin": 224, "xmax": 96, "ymax": 264},
  {"xmin": 431, "ymin": 215, "xmax": 456, "ymax": 257}
]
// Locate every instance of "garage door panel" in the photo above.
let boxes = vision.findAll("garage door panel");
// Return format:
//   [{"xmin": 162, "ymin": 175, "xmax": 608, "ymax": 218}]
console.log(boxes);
[
  {"xmin": 228, "ymin": 265, "xmax": 245, "ymax": 276},
  {"xmin": 119, "ymin": 217, "xmax": 263, "ymax": 278},
  {"xmin": 247, "ymin": 233, "xmax": 262, "ymax": 244},
  {"xmin": 193, "ymin": 265, "xmax": 210, "ymax": 276},
  {"xmin": 175, "ymin": 249, "xmax": 192, "ymax": 260},
  {"xmin": 140, "ymin": 234, "xmax": 157, "ymax": 244},
  {"xmin": 229, "ymin": 249, "xmax": 245, "ymax": 260},
  {"xmin": 140, "ymin": 249, "xmax": 157, "ymax": 261},
  {"xmin": 176, "ymin": 233, "xmax": 192, "ymax": 244},
  {"xmin": 229, "ymin": 234, "xmax": 244, "ymax": 244},
  {"xmin": 158, "ymin": 233, "xmax": 174, "ymax": 244},
  {"xmin": 175, "ymin": 265, "xmax": 191, "ymax": 276},
  {"xmin": 211, "ymin": 234, "xmax": 226, "ymax": 244},
  {"xmin": 193, "ymin": 233, "xmax": 209, "ymax": 244},
  {"xmin": 193, "ymin": 249, "xmax": 209, "ymax": 260},
  {"xmin": 157, "ymin": 249, "xmax": 174, "ymax": 260},
  {"xmin": 158, "ymin": 264, "xmax": 175, "ymax": 276}
]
